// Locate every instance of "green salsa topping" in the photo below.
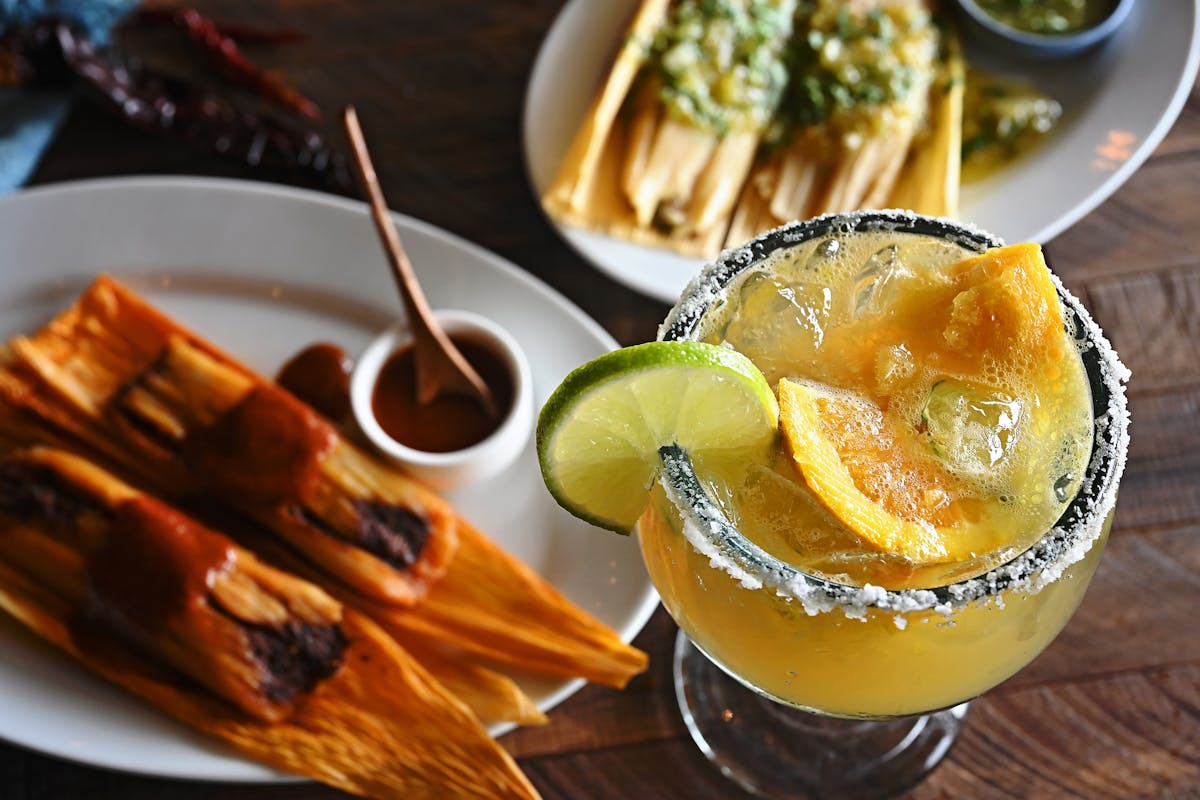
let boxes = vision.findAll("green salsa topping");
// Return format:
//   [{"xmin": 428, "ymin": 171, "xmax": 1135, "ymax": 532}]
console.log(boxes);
[
  {"xmin": 961, "ymin": 68, "xmax": 1062, "ymax": 182},
  {"xmin": 975, "ymin": 0, "xmax": 1111, "ymax": 35},
  {"xmin": 775, "ymin": 1, "xmax": 936, "ymax": 140},
  {"xmin": 650, "ymin": 0, "xmax": 795, "ymax": 135}
]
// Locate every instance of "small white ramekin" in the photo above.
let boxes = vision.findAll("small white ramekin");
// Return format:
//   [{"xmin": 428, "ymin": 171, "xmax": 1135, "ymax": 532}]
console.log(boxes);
[{"xmin": 350, "ymin": 309, "xmax": 533, "ymax": 490}]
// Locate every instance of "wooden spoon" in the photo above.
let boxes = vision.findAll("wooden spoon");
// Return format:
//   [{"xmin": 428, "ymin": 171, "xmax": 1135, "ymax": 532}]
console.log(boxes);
[{"xmin": 343, "ymin": 106, "xmax": 497, "ymax": 418}]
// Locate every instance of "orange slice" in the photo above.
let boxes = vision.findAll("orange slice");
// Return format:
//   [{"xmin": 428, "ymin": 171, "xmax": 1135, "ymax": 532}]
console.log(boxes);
[
  {"xmin": 941, "ymin": 242, "xmax": 1066, "ymax": 368},
  {"xmin": 777, "ymin": 243, "xmax": 1069, "ymax": 564},
  {"xmin": 817, "ymin": 243, "xmax": 1066, "ymax": 392},
  {"xmin": 778, "ymin": 379, "xmax": 959, "ymax": 564}
]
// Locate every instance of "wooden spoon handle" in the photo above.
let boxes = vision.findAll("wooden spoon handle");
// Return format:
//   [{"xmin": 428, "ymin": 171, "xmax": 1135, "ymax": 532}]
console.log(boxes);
[
  {"xmin": 342, "ymin": 107, "xmax": 434, "ymax": 336},
  {"xmin": 342, "ymin": 106, "xmax": 496, "ymax": 415}
]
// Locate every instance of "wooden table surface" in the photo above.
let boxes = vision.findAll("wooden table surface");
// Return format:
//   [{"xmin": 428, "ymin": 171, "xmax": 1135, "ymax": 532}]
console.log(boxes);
[{"xmin": 4, "ymin": 2, "xmax": 1199, "ymax": 798}]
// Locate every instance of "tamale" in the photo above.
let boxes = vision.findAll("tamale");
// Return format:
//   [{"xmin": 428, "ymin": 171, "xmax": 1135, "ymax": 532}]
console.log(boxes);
[
  {"xmin": 213, "ymin": 512, "xmax": 552, "ymax": 727},
  {"xmin": 213, "ymin": 459, "xmax": 649, "ymax": 690},
  {"xmin": 544, "ymin": 0, "xmax": 796, "ymax": 257},
  {"xmin": 0, "ymin": 277, "xmax": 648, "ymax": 693},
  {"xmin": 887, "ymin": 24, "xmax": 964, "ymax": 217},
  {"xmin": 0, "ymin": 447, "xmax": 539, "ymax": 799},
  {"xmin": 363, "ymin": 518, "xmax": 650, "ymax": 688},
  {"xmin": 725, "ymin": 0, "xmax": 940, "ymax": 246},
  {"xmin": 0, "ymin": 276, "xmax": 457, "ymax": 607},
  {"xmin": 550, "ymin": 0, "xmax": 673, "ymax": 217},
  {"xmin": 0, "ymin": 447, "xmax": 347, "ymax": 723}
]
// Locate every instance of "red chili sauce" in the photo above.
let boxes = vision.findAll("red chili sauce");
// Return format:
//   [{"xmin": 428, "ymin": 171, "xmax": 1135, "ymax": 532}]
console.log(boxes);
[
  {"xmin": 277, "ymin": 343, "xmax": 355, "ymax": 424},
  {"xmin": 187, "ymin": 384, "xmax": 337, "ymax": 504},
  {"xmin": 372, "ymin": 334, "xmax": 514, "ymax": 453},
  {"xmin": 89, "ymin": 497, "xmax": 236, "ymax": 636}
]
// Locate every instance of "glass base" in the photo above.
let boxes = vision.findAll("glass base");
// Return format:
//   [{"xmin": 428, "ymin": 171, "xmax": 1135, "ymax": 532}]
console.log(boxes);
[{"xmin": 673, "ymin": 631, "xmax": 968, "ymax": 799}]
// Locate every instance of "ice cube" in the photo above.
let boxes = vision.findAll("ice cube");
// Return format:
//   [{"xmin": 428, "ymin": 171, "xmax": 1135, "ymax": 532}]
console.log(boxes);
[
  {"xmin": 924, "ymin": 380, "xmax": 1024, "ymax": 478},
  {"xmin": 874, "ymin": 344, "xmax": 915, "ymax": 394},
  {"xmin": 852, "ymin": 244, "xmax": 912, "ymax": 319},
  {"xmin": 722, "ymin": 271, "xmax": 832, "ymax": 384},
  {"xmin": 804, "ymin": 236, "xmax": 841, "ymax": 273}
]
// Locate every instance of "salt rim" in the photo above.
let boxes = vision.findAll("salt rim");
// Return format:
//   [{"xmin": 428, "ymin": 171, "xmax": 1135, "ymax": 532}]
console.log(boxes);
[{"xmin": 655, "ymin": 211, "xmax": 1131, "ymax": 619}]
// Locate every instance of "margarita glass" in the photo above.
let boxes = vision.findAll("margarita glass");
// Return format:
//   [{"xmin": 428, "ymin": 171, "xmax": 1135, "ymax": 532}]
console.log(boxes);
[{"xmin": 640, "ymin": 212, "xmax": 1129, "ymax": 797}]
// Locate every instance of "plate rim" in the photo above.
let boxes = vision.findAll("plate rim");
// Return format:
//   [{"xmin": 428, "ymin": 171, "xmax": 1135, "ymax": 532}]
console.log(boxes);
[
  {"xmin": 0, "ymin": 175, "xmax": 662, "ymax": 782},
  {"xmin": 1023, "ymin": 0, "xmax": 1200, "ymax": 244}
]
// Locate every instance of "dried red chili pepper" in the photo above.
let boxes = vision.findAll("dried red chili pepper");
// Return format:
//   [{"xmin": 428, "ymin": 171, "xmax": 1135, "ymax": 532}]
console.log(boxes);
[
  {"xmin": 138, "ymin": 6, "xmax": 319, "ymax": 119},
  {"xmin": 139, "ymin": 7, "xmax": 304, "ymax": 45},
  {"xmin": 4, "ymin": 18, "xmax": 351, "ymax": 193}
]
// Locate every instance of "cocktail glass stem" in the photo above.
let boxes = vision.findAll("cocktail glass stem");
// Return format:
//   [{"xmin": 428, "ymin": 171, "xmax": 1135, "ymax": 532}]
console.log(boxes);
[{"xmin": 673, "ymin": 630, "xmax": 969, "ymax": 799}]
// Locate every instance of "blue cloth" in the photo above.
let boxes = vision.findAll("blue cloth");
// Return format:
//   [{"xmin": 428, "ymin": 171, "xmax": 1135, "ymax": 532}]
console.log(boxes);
[{"xmin": 0, "ymin": 0, "xmax": 136, "ymax": 192}]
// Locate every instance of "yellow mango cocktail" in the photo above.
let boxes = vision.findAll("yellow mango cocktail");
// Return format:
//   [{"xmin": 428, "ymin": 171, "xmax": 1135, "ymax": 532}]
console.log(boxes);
[{"xmin": 643, "ymin": 212, "xmax": 1129, "ymax": 719}]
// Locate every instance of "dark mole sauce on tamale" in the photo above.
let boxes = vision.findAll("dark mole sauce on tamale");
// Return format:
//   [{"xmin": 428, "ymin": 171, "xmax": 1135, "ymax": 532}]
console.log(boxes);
[
  {"xmin": 187, "ymin": 384, "xmax": 338, "ymax": 503},
  {"xmin": 0, "ymin": 464, "xmax": 227, "ymax": 638},
  {"xmin": 373, "ymin": 334, "xmax": 514, "ymax": 453},
  {"xmin": 88, "ymin": 497, "xmax": 235, "ymax": 636},
  {"xmin": 86, "ymin": 496, "xmax": 346, "ymax": 708},
  {"xmin": 63, "ymin": 495, "xmax": 237, "ymax": 677}
]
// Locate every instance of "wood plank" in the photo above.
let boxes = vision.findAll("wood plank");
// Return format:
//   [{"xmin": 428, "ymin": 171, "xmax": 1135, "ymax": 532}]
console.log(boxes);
[
  {"xmin": 913, "ymin": 663, "xmax": 1200, "ymax": 799},
  {"xmin": 1011, "ymin": 523, "xmax": 1200, "ymax": 689},
  {"xmin": 1115, "ymin": 388, "xmax": 1200, "ymax": 531},
  {"xmin": 1148, "ymin": 81, "xmax": 1200, "ymax": 158},
  {"xmin": 0, "ymin": 758, "xmax": 348, "ymax": 800},
  {"xmin": 520, "ymin": 737, "xmax": 736, "ymax": 800},
  {"xmin": 1047, "ymin": 154, "xmax": 1200, "ymax": 283},
  {"xmin": 1080, "ymin": 266, "xmax": 1200, "ymax": 393}
]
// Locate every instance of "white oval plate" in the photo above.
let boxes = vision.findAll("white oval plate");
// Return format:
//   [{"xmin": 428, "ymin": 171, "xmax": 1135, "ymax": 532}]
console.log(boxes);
[
  {"xmin": 524, "ymin": 0, "xmax": 1200, "ymax": 303},
  {"xmin": 0, "ymin": 177, "xmax": 659, "ymax": 782}
]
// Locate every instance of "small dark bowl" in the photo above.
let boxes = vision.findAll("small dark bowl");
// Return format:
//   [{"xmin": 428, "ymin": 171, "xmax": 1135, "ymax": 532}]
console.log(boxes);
[{"xmin": 954, "ymin": 0, "xmax": 1135, "ymax": 60}]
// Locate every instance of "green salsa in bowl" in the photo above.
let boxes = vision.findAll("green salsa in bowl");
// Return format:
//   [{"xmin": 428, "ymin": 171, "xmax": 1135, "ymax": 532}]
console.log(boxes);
[{"xmin": 954, "ymin": 0, "xmax": 1134, "ymax": 60}]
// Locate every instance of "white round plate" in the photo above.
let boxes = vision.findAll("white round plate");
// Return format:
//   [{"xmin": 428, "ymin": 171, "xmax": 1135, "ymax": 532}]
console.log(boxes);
[
  {"xmin": 0, "ymin": 177, "xmax": 659, "ymax": 782},
  {"xmin": 523, "ymin": 0, "xmax": 1200, "ymax": 303}
]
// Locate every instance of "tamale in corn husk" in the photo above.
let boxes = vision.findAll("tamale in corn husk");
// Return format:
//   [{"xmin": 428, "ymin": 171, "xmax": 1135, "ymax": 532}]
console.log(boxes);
[
  {"xmin": 0, "ymin": 276, "xmax": 457, "ymax": 608},
  {"xmin": 215, "ymin": 515, "xmax": 553, "ymax": 727},
  {"xmin": 544, "ymin": 0, "xmax": 796, "ymax": 257},
  {"xmin": 887, "ymin": 23, "xmax": 964, "ymax": 217},
  {"xmin": 196, "ymin": 453, "xmax": 648, "ymax": 690},
  {"xmin": 0, "ymin": 447, "xmax": 539, "ymax": 799},
  {"xmin": 0, "ymin": 276, "xmax": 647, "ymax": 694},
  {"xmin": 726, "ymin": 0, "xmax": 940, "ymax": 247}
]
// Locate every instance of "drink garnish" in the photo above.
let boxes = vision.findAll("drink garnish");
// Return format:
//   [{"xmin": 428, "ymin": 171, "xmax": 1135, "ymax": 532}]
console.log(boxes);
[
  {"xmin": 776, "ymin": 243, "xmax": 1077, "ymax": 563},
  {"xmin": 536, "ymin": 341, "xmax": 779, "ymax": 533},
  {"xmin": 778, "ymin": 378, "xmax": 953, "ymax": 562}
]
